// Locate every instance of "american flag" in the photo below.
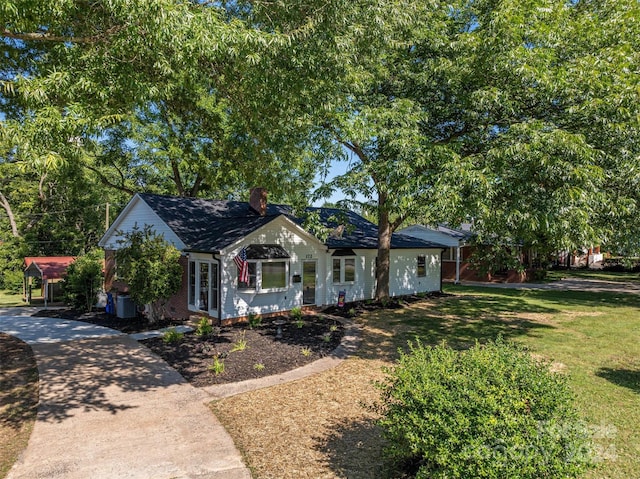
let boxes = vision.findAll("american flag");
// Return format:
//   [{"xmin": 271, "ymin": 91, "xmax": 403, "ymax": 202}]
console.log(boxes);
[{"xmin": 234, "ymin": 247, "xmax": 249, "ymax": 284}]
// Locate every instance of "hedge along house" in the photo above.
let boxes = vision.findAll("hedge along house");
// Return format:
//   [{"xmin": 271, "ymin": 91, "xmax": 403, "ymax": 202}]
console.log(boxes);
[{"xmin": 99, "ymin": 189, "xmax": 446, "ymax": 324}]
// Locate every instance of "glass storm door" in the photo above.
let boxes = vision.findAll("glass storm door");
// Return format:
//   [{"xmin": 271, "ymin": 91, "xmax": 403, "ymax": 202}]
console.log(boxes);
[{"xmin": 302, "ymin": 261, "xmax": 316, "ymax": 305}]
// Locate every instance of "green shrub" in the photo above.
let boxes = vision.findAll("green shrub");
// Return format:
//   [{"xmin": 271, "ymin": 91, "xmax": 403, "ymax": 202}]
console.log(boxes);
[
  {"xmin": 230, "ymin": 331, "xmax": 248, "ymax": 352},
  {"xmin": 290, "ymin": 306, "xmax": 303, "ymax": 321},
  {"xmin": 530, "ymin": 268, "xmax": 548, "ymax": 282},
  {"xmin": 162, "ymin": 327, "xmax": 184, "ymax": 344},
  {"xmin": 375, "ymin": 337, "xmax": 593, "ymax": 479},
  {"xmin": 209, "ymin": 356, "xmax": 225, "ymax": 375},
  {"xmin": 195, "ymin": 317, "xmax": 213, "ymax": 337},
  {"xmin": 62, "ymin": 250, "xmax": 104, "ymax": 311},
  {"xmin": 2, "ymin": 268, "xmax": 25, "ymax": 294},
  {"xmin": 248, "ymin": 312, "xmax": 262, "ymax": 329}
]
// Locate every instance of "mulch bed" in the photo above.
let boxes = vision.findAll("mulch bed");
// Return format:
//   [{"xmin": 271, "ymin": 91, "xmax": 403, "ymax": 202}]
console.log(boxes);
[
  {"xmin": 33, "ymin": 308, "xmax": 344, "ymax": 386},
  {"xmin": 140, "ymin": 318, "xmax": 343, "ymax": 387}
]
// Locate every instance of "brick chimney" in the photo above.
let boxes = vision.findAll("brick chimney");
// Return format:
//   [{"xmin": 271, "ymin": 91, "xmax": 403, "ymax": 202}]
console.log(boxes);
[{"xmin": 249, "ymin": 188, "xmax": 267, "ymax": 216}]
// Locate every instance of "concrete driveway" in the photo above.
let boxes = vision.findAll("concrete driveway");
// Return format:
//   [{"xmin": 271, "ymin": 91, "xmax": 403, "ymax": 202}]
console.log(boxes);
[{"xmin": 0, "ymin": 314, "xmax": 250, "ymax": 479}]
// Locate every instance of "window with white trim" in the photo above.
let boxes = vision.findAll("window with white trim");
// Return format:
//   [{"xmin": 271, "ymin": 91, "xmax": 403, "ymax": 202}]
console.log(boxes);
[
  {"xmin": 237, "ymin": 262, "xmax": 257, "ymax": 289},
  {"xmin": 236, "ymin": 244, "xmax": 291, "ymax": 292},
  {"xmin": 238, "ymin": 260, "xmax": 288, "ymax": 292},
  {"xmin": 333, "ymin": 257, "xmax": 356, "ymax": 284},
  {"xmin": 417, "ymin": 255, "xmax": 426, "ymax": 277}
]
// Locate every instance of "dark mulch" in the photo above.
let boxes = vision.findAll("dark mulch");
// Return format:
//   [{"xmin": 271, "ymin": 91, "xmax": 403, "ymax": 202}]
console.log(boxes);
[
  {"xmin": 32, "ymin": 308, "xmax": 344, "ymax": 386},
  {"xmin": 140, "ymin": 318, "xmax": 343, "ymax": 387}
]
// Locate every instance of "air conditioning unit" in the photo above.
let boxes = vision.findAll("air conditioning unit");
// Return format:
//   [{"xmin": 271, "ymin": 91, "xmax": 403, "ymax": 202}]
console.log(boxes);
[{"xmin": 116, "ymin": 295, "xmax": 137, "ymax": 319}]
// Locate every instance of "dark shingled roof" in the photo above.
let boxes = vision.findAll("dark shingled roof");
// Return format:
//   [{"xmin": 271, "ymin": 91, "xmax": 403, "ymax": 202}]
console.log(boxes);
[{"xmin": 138, "ymin": 193, "xmax": 445, "ymax": 252}]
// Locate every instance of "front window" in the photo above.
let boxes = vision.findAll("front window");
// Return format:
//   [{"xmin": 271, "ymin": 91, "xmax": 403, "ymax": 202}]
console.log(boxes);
[
  {"xmin": 210, "ymin": 263, "xmax": 218, "ymax": 310},
  {"xmin": 344, "ymin": 258, "xmax": 355, "ymax": 282},
  {"xmin": 262, "ymin": 261, "xmax": 287, "ymax": 289},
  {"xmin": 238, "ymin": 263, "xmax": 257, "ymax": 289},
  {"xmin": 236, "ymin": 244, "xmax": 290, "ymax": 292},
  {"xmin": 333, "ymin": 257, "xmax": 356, "ymax": 284},
  {"xmin": 417, "ymin": 255, "xmax": 426, "ymax": 277},
  {"xmin": 332, "ymin": 259, "xmax": 341, "ymax": 284}
]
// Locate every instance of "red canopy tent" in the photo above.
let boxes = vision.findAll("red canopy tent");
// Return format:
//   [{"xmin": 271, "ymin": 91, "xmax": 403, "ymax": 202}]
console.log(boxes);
[{"xmin": 24, "ymin": 256, "xmax": 76, "ymax": 306}]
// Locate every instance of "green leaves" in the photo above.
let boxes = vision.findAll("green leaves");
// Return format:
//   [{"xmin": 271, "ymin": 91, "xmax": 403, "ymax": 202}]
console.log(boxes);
[
  {"xmin": 114, "ymin": 225, "xmax": 182, "ymax": 322},
  {"xmin": 376, "ymin": 338, "xmax": 594, "ymax": 478}
]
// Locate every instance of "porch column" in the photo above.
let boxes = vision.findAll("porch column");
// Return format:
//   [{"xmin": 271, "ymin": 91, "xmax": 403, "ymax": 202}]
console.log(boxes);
[{"xmin": 455, "ymin": 246, "xmax": 461, "ymax": 284}]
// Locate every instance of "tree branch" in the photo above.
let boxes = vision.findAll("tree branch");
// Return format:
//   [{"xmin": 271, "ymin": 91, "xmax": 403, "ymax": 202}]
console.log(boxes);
[
  {"xmin": 2, "ymin": 26, "xmax": 122, "ymax": 44},
  {"xmin": 0, "ymin": 192, "xmax": 20, "ymax": 238},
  {"xmin": 84, "ymin": 164, "xmax": 135, "ymax": 195}
]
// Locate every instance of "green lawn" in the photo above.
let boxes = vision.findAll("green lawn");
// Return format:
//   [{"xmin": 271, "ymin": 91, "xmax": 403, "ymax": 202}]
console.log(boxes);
[
  {"xmin": 0, "ymin": 290, "xmax": 25, "ymax": 307},
  {"xmin": 545, "ymin": 269, "xmax": 640, "ymax": 283},
  {"xmin": 415, "ymin": 285, "xmax": 639, "ymax": 478}
]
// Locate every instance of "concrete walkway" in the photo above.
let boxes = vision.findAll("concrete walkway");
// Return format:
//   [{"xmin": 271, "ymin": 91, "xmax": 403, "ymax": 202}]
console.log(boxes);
[{"xmin": 0, "ymin": 315, "xmax": 250, "ymax": 479}]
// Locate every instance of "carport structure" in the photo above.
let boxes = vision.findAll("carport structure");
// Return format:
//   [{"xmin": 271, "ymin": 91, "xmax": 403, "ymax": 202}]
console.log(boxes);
[{"xmin": 23, "ymin": 256, "xmax": 76, "ymax": 307}]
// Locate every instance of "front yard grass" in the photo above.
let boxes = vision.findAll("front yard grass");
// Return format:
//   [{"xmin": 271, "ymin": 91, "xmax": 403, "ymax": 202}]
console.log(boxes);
[
  {"xmin": 546, "ymin": 269, "xmax": 640, "ymax": 283},
  {"xmin": 212, "ymin": 285, "xmax": 640, "ymax": 478},
  {"xmin": 0, "ymin": 290, "xmax": 24, "ymax": 308}
]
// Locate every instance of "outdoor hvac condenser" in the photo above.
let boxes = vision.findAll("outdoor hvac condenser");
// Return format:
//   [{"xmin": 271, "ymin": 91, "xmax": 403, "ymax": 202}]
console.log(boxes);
[{"xmin": 116, "ymin": 295, "xmax": 137, "ymax": 319}]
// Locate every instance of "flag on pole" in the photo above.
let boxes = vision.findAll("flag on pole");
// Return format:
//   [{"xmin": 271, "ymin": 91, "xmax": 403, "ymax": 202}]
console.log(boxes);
[{"xmin": 234, "ymin": 247, "xmax": 249, "ymax": 284}]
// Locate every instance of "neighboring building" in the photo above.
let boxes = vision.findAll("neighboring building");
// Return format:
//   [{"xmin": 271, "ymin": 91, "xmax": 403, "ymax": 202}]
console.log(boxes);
[
  {"xmin": 23, "ymin": 256, "xmax": 76, "ymax": 306},
  {"xmin": 398, "ymin": 225, "xmax": 474, "ymax": 283},
  {"xmin": 99, "ymin": 190, "xmax": 446, "ymax": 324},
  {"xmin": 556, "ymin": 247, "xmax": 604, "ymax": 268},
  {"xmin": 400, "ymin": 224, "xmax": 545, "ymax": 283}
]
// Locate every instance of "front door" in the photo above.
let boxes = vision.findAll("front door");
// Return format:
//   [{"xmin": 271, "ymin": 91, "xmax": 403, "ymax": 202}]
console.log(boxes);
[{"xmin": 302, "ymin": 261, "xmax": 316, "ymax": 305}]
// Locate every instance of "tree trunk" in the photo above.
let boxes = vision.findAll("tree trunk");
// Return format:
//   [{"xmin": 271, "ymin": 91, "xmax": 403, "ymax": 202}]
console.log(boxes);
[
  {"xmin": 375, "ymin": 192, "xmax": 391, "ymax": 300},
  {"xmin": 0, "ymin": 192, "xmax": 20, "ymax": 237}
]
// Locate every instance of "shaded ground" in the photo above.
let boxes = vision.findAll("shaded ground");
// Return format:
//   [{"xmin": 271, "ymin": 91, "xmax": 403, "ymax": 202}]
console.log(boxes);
[
  {"xmin": 33, "ymin": 308, "xmax": 344, "ymax": 386},
  {"xmin": 0, "ymin": 333, "xmax": 38, "ymax": 478}
]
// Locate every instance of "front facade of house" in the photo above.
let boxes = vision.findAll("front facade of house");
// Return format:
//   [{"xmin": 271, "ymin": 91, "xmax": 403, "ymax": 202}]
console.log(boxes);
[{"xmin": 100, "ymin": 191, "xmax": 444, "ymax": 323}]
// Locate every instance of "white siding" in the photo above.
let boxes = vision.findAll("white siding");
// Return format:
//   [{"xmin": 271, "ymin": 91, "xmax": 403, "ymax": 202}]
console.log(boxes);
[
  {"xmin": 218, "ymin": 216, "xmax": 327, "ymax": 320},
  {"xmin": 324, "ymin": 249, "xmax": 377, "ymax": 306},
  {"xmin": 389, "ymin": 249, "xmax": 441, "ymax": 296},
  {"xmin": 101, "ymin": 197, "xmax": 185, "ymax": 250}
]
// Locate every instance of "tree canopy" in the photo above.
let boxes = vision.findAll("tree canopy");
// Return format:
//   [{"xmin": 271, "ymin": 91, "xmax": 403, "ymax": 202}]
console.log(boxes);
[
  {"xmin": 1, "ymin": 0, "xmax": 639, "ymax": 296},
  {"xmin": 314, "ymin": 0, "xmax": 640, "ymax": 296}
]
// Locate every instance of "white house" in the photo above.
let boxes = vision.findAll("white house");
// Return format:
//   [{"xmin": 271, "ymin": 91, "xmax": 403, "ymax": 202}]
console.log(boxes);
[{"xmin": 99, "ymin": 189, "xmax": 446, "ymax": 324}]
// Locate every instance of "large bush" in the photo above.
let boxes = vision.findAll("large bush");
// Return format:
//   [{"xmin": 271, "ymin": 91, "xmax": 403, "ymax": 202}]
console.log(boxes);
[
  {"xmin": 375, "ymin": 337, "xmax": 593, "ymax": 479},
  {"xmin": 115, "ymin": 225, "xmax": 182, "ymax": 323},
  {"xmin": 62, "ymin": 250, "xmax": 104, "ymax": 311}
]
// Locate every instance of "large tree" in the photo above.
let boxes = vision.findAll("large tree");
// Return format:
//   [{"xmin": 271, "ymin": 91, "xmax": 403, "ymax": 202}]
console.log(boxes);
[
  {"xmin": 316, "ymin": 0, "xmax": 639, "ymax": 298},
  {"xmin": 2, "ymin": 0, "xmax": 339, "ymax": 205}
]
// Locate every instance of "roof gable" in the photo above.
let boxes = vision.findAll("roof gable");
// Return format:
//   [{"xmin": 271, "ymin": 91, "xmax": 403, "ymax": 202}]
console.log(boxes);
[
  {"xmin": 105, "ymin": 193, "xmax": 447, "ymax": 252},
  {"xmin": 24, "ymin": 256, "xmax": 76, "ymax": 279}
]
